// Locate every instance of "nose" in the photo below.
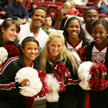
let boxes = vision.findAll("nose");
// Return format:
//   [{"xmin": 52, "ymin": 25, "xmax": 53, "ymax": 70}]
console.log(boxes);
[
  {"xmin": 37, "ymin": 15, "xmax": 42, "ymax": 19},
  {"xmin": 31, "ymin": 49, "xmax": 38, "ymax": 54},
  {"xmin": 95, "ymin": 33, "xmax": 100, "ymax": 37},
  {"xmin": 54, "ymin": 46, "xmax": 58, "ymax": 51},
  {"xmin": 72, "ymin": 27, "xmax": 77, "ymax": 30}
]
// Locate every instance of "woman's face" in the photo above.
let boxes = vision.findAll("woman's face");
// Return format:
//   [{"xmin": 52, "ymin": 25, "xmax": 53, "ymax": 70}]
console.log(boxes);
[
  {"xmin": 66, "ymin": 19, "xmax": 80, "ymax": 39},
  {"xmin": 47, "ymin": 38, "xmax": 63, "ymax": 60},
  {"xmin": 2, "ymin": 24, "xmax": 18, "ymax": 44},
  {"xmin": 21, "ymin": 42, "xmax": 39, "ymax": 62},
  {"xmin": 92, "ymin": 24, "xmax": 108, "ymax": 47}
]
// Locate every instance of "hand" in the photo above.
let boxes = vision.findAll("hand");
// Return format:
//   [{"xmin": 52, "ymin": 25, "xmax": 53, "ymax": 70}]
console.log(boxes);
[
  {"xmin": 59, "ymin": 9, "xmax": 68, "ymax": 20},
  {"xmin": 0, "ymin": 62, "xmax": 3, "ymax": 68},
  {"xmin": 21, "ymin": 79, "xmax": 30, "ymax": 87},
  {"xmin": 17, "ymin": 18, "xmax": 27, "ymax": 24}
]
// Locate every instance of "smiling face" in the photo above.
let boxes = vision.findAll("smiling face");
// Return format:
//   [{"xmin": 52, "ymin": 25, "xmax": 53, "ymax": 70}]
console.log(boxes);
[
  {"xmin": 66, "ymin": 19, "xmax": 80, "ymax": 40},
  {"xmin": 2, "ymin": 24, "xmax": 18, "ymax": 44},
  {"xmin": 31, "ymin": 9, "xmax": 46, "ymax": 28},
  {"xmin": 21, "ymin": 42, "xmax": 39, "ymax": 62},
  {"xmin": 47, "ymin": 38, "xmax": 63, "ymax": 61},
  {"xmin": 92, "ymin": 24, "xmax": 108, "ymax": 47}
]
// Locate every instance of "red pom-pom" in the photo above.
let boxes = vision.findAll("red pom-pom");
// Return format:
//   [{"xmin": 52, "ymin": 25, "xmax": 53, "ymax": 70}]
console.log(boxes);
[
  {"xmin": 51, "ymin": 63, "xmax": 71, "ymax": 82},
  {"xmin": 51, "ymin": 63, "xmax": 71, "ymax": 92},
  {"xmin": 4, "ymin": 45, "xmax": 19, "ymax": 58},
  {"xmin": 76, "ymin": 47, "xmax": 87, "ymax": 62},
  {"xmin": 59, "ymin": 83, "xmax": 66, "ymax": 92},
  {"xmin": 36, "ymin": 70, "xmax": 49, "ymax": 98},
  {"xmin": 89, "ymin": 63, "xmax": 108, "ymax": 91}
]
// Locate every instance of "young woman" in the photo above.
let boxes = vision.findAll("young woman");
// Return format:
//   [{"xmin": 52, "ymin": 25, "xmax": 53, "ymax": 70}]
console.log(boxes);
[
  {"xmin": 0, "ymin": 18, "xmax": 20, "ymax": 47},
  {"xmin": 35, "ymin": 30, "xmax": 84, "ymax": 108},
  {"xmin": 0, "ymin": 37, "xmax": 39, "ymax": 108},
  {"xmin": 85, "ymin": 18, "xmax": 108, "ymax": 108},
  {"xmin": 63, "ymin": 16, "xmax": 89, "ymax": 108},
  {"xmin": 63, "ymin": 17, "xmax": 90, "ymax": 51}
]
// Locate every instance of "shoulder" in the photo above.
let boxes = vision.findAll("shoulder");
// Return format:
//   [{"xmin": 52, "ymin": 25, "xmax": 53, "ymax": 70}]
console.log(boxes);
[
  {"xmin": 4, "ymin": 56, "xmax": 19, "ymax": 66},
  {"xmin": 1, "ymin": 56, "xmax": 19, "ymax": 72},
  {"xmin": 20, "ymin": 3, "xmax": 27, "ymax": 9},
  {"xmin": 39, "ymin": 28, "xmax": 48, "ymax": 37},
  {"xmin": 7, "ymin": 2, "xmax": 13, "ymax": 7},
  {"xmin": 82, "ymin": 38, "xmax": 90, "ymax": 47},
  {"xmin": 85, "ymin": 41, "xmax": 95, "ymax": 52}
]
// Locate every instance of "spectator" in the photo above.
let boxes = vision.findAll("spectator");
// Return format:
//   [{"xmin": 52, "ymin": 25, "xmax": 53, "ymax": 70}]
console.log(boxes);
[
  {"xmin": 18, "ymin": 6, "xmax": 48, "ymax": 51},
  {"xmin": 67, "ymin": 1, "xmax": 82, "ymax": 17},
  {"xmin": 53, "ymin": 2, "xmax": 71, "ymax": 30},
  {"xmin": 82, "ymin": 8, "xmax": 99, "ymax": 42},
  {"xmin": 41, "ymin": 15, "xmax": 53, "ymax": 34},
  {"xmin": 5, "ymin": 0, "xmax": 29, "ymax": 24},
  {"xmin": 97, "ymin": 0, "xmax": 108, "ymax": 14}
]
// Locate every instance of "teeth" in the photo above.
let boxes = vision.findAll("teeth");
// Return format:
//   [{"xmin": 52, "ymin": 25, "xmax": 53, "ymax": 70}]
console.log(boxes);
[{"xmin": 37, "ymin": 21, "xmax": 41, "ymax": 23}]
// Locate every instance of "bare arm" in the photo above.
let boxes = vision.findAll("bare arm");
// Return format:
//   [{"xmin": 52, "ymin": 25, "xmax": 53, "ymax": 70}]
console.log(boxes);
[
  {"xmin": 97, "ymin": 0, "xmax": 102, "ymax": 8},
  {"xmin": 53, "ymin": 9, "xmax": 67, "ymax": 30}
]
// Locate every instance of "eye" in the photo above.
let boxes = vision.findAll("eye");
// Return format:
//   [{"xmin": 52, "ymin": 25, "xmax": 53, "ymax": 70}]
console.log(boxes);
[
  {"xmin": 34, "ymin": 47, "xmax": 39, "ymax": 51},
  {"xmin": 27, "ymin": 47, "xmax": 32, "ymax": 50}
]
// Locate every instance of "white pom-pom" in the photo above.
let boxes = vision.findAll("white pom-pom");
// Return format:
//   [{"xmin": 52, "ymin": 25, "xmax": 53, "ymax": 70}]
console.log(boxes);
[
  {"xmin": 46, "ymin": 74, "xmax": 60, "ymax": 102},
  {"xmin": 78, "ymin": 61, "xmax": 94, "ymax": 90},
  {"xmin": 46, "ymin": 92, "xmax": 59, "ymax": 102},
  {"xmin": 0, "ymin": 47, "xmax": 8, "ymax": 64},
  {"xmin": 15, "ymin": 67, "xmax": 42, "ymax": 97}
]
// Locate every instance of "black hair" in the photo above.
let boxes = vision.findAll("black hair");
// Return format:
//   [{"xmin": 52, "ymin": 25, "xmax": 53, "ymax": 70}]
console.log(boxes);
[
  {"xmin": 0, "ymin": 18, "xmax": 20, "ymax": 47},
  {"xmin": 31, "ymin": 6, "xmax": 47, "ymax": 17},
  {"xmin": 84, "ymin": 8, "xmax": 98, "ymax": 17},
  {"xmin": 92, "ymin": 17, "xmax": 108, "ymax": 31},
  {"xmin": 63, "ymin": 17, "xmax": 85, "ymax": 40},
  {"xmin": 21, "ymin": 36, "xmax": 39, "ymax": 48},
  {"xmin": 45, "ymin": 14, "xmax": 51, "ymax": 21}
]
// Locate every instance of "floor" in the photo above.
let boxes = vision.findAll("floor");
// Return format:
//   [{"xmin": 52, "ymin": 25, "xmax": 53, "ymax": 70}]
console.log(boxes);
[{"xmin": 33, "ymin": 97, "xmax": 46, "ymax": 108}]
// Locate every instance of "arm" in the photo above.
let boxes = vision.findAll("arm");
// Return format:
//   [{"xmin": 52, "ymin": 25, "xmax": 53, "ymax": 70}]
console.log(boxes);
[
  {"xmin": 53, "ymin": 9, "xmax": 67, "ymax": 30},
  {"xmin": 0, "ymin": 58, "xmax": 29, "ymax": 90},
  {"xmin": 97, "ymin": 0, "xmax": 102, "ymax": 8},
  {"xmin": 17, "ymin": 5, "xmax": 29, "ymax": 24},
  {"xmin": 5, "ymin": 4, "xmax": 18, "ymax": 20}
]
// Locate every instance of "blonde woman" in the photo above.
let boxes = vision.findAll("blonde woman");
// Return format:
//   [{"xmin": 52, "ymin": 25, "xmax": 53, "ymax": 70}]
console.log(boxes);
[{"xmin": 35, "ymin": 31, "xmax": 84, "ymax": 108}]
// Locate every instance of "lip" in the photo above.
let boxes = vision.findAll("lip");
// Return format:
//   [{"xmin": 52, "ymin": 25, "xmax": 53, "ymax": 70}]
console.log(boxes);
[{"xmin": 10, "ymin": 36, "xmax": 16, "ymax": 40}]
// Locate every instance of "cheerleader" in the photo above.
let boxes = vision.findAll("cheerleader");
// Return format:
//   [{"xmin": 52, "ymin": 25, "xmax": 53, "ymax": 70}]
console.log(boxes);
[
  {"xmin": 63, "ymin": 17, "xmax": 90, "ymax": 108},
  {"xmin": 85, "ymin": 18, "xmax": 108, "ymax": 108},
  {"xmin": 35, "ymin": 31, "xmax": 83, "ymax": 108},
  {"xmin": 0, "ymin": 37, "xmax": 39, "ymax": 108}
]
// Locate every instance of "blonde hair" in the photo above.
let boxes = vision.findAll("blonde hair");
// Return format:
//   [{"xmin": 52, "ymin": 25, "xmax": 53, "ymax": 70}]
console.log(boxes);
[
  {"xmin": 70, "ymin": 1, "xmax": 75, "ymax": 6},
  {"xmin": 63, "ymin": 2, "xmax": 71, "ymax": 10},
  {"xmin": 39, "ymin": 31, "xmax": 77, "ymax": 73}
]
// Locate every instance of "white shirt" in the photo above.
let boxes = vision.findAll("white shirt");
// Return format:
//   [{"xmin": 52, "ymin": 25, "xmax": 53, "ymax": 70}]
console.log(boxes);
[
  {"xmin": 82, "ymin": 24, "xmax": 94, "ymax": 42},
  {"xmin": 18, "ymin": 23, "xmax": 48, "ymax": 50}
]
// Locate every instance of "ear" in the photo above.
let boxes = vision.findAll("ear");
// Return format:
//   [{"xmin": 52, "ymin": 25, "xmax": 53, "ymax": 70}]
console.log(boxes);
[
  {"xmin": 1, "ymin": 27, "xmax": 5, "ymax": 33},
  {"xmin": 21, "ymin": 47, "xmax": 24, "ymax": 53}
]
